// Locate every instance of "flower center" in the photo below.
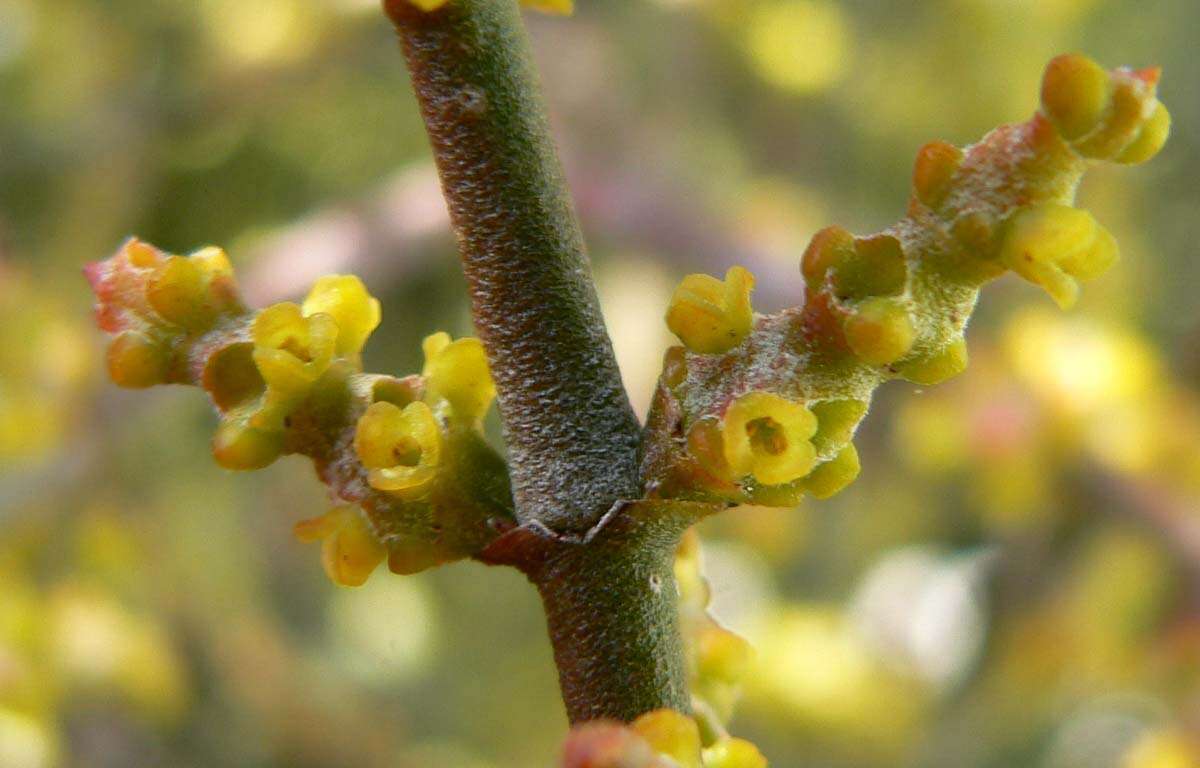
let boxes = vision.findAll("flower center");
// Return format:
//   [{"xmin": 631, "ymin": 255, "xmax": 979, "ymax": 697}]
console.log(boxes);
[{"xmin": 746, "ymin": 417, "xmax": 787, "ymax": 456}]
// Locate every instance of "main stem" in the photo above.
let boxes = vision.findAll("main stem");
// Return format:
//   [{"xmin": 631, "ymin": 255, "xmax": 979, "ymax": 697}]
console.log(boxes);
[
  {"xmin": 385, "ymin": 0, "xmax": 641, "ymax": 533},
  {"xmin": 383, "ymin": 0, "xmax": 689, "ymax": 723}
]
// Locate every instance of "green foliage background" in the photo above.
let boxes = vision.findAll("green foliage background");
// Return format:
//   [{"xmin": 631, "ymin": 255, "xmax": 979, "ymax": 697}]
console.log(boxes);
[{"xmin": 1, "ymin": 0, "xmax": 1197, "ymax": 766}]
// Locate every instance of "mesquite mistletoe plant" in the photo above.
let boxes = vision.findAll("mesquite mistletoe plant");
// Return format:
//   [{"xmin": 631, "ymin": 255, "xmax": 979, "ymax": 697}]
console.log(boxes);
[{"xmin": 85, "ymin": 0, "xmax": 1170, "ymax": 764}]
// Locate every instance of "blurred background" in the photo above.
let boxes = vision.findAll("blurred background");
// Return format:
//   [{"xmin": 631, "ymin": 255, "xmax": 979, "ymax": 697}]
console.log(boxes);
[{"xmin": 1, "ymin": 0, "xmax": 1198, "ymax": 765}]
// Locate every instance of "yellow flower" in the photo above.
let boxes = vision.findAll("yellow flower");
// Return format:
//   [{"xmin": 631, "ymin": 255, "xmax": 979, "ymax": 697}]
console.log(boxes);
[
  {"xmin": 294, "ymin": 506, "xmax": 387, "ymax": 587},
  {"xmin": 301, "ymin": 275, "xmax": 381, "ymax": 359},
  {"xmin": 631, "ymin": 709, "xmax": 702, "ymax": 768},
  {"xmin": 211, "ymin": 406, "xmax": 284, "ymax": 470},
  {"xmin": 421, "ymin": 332, "xmax": 496, "ymax": 425},
  {"xmin": 722, "ymin": 391, "xmax": 817, "ymax": 485},
  {"xmin": 666, "ymin": 266, "xmax": 756, "ymax": 354},
  {"xmin": 251, "ymin": 302, "xmax": 338, "ymax": 396},
  {"xmin": 145, "ymin": 247, "xmax": 236, "ymax": 331},
  {"xmin": 355, "ymin": 401, "xmax": 442, "ymax": 500},
  {"xmin": 999, "ymin": 203, "xmax": 1117, "ymax": 309}
]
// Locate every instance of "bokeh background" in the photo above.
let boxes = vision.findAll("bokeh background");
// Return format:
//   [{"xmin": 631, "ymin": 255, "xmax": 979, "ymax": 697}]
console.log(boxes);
[{"xmin": 1, "ymin": 0, "xmax": 1198, "ymax": 765}]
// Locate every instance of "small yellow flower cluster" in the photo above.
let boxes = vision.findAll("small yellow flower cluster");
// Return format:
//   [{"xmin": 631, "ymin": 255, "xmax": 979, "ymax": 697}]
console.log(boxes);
[
  {"xmin": 644, "ymin": 54, "xmax": 1168, "ymax": 509},
  {"xmin": 352, "ymin": 331, "xmax": 494, "ymax": 503},
  {"xmin": 86, "ymin": 239, "xmax": 242, "ymax": 389},
  {"xmin": 87, "ymin": 240, "xmax": 512, "ymax": 589},
  {"xmin": 1041, "ymin": 54, "xmax": 1170, "ymax": 165},
  {"xmin": 676, "ymin": 531, "xmax": 754, "ymax": 731},
  {"xmin": 215, "ymin": 274, "xmax": 381, "ymax": 471}
]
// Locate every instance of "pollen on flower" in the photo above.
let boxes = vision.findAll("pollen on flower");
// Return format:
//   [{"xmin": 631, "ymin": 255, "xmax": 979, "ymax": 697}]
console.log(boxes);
[
  {"xmin": 355, "ymin": 400, "xmax": 442, "ymax": 500},
  {"xmin": 722, "ymin": 391, "xmax": 817, "ymax": 486},
  {"xmin": 999, "ymin": 203, "xmax": 1118, "ymax": 309},
  {"xmin": 294, "ymin": 506, "xmax": 387, "ymax": 587},
  {"xmin": 301, "ymin": 275, "xmax": 381, "ymax": 360},
  {"xmin": 421, "ymin": 332, "xmax": 496, "ymax": 424},
  {"xmin": 666, "ymin": 266, "xmax": 756, "ymax": 355}
]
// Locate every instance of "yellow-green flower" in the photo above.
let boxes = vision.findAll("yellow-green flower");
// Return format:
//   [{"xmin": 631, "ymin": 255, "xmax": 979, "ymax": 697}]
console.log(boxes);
[
  {"xmin": 301, "ymin": 275, "xmax": 381, "ymax": 360},
  {"xmin": 251, "ymin": 302, "xmax": 338, "ymax": 397},
  {"xmin": 355, "ymin": 400, "xmax": 442, "ymax": 500},
  {"xmin": 722, "ymin": 391, "xmax": 817, "ymax": 485},
  {"xmin": 421, "ymin": 332, "xmax": 496, "ymax": 425},
  {"xmin": 666, "ymin": 266, "xmax": 756, "ymax": 354},
  {"xmin": 631, "ymin": 709, "xmax": 703, "ymax": 768},
  {"xmin": 999, "ymin": 203, "xmax": 1117, "ymax": 309},
  {"xmin": 294, "ymin": 506, "xmax": 387, "ymax": 587}
]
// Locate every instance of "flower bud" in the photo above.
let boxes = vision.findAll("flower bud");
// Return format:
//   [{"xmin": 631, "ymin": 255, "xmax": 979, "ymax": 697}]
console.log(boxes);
[
  {"xmin": 809, "ymin": 399, "xmax": 868, "ymax": 456},
  {"xmin": 1041, "ymin": 54, "xmax": 1110, "ymax": 141},
  {"xmin": 912, "ymin": 140, "xmax": 964, "ymax": 208},
  {"xmin": 301, "ymin": 275, "xmax": 381, "ymax": 359},
  {"xmin": 146, "ymin": 255, "xmax": 211, "ymax": 330},
  {"xmin": 897, "ymin": 337, "xmax": 968, "ymax": 385},
  {"xmin": 561, "ymin": 722, "xmax": 662, "ymax": 768},
  {"xmin": 387, "ymin": 539, "xmax": 446, "ymax": 576},
  {"xmin": 1115, "ymin": 101, "xmax": 1171, "ymax": 165},
  {"xmin": 801, "ymin": 226, "xmax": 855, "ymax": 286},
  {"xmin": 842, "ymin": 297, "xmax": 915, "ymax": 365},
  {"xmin": 803, "ymin": 444, "xmax": 860, "ymax": 499},
  {"xmin": 695, "ymin": 625, "xmax": 754, "ymax": 687},
  {"xmin": 106, "ymin": 331, "xmax": 170, "ymax": 389},
  {"xmin": 999, "ymin": 203, "xmax": 1117, "ymax": 309},
  {"xmin": 722, "ymin": 392, "xmax": 817, "ymax": 486},
  {"xmin": 666, "ymin": 266, "xmax": 756, "ymax": 354},
  {"xmin": 211, "ymin": 412, "xmax": 283, "ymax": 470},
  {"xmin": 355, "ymin": 401, "xmax": 442, "ymax": 500}
]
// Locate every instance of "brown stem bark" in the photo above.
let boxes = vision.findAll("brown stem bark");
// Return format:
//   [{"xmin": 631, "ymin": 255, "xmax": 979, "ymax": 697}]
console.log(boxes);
[
  {"xmin": 382, "ymin": 0, "xmax": 690, "ymax": 725},
  {"xmin": 385, "ymin": 0, "xmax": 642, "ymax": 534}
]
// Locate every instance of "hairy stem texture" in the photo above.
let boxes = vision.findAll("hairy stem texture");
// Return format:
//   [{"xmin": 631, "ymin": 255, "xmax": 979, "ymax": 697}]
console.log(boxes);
[
  {"xmin": 385, "ymin": 0, "xmax": 642, "ymax": 533},
  {"xmin": 482, "ymin": 503, "xmax": 700, "ymax": 723}
]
